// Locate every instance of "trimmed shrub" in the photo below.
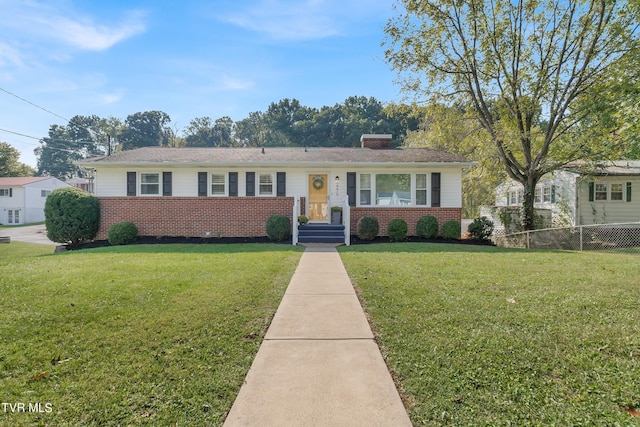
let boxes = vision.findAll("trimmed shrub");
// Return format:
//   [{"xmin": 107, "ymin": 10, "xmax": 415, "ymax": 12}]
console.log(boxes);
[
  {"xmin": 387, "ymin": 218, "xmax": 408, "ymax": 242},
  {"xmin": 108, "ymin": 222, "xmax": 139, "ymax": 246},
  {"xmin": 468, "ymin": 216, "xmax": 494, "ymax": 241},
  {"xmin": 45, "ymin": 187, "xmax": 100, "ymax": 246},
  {"xmin": 266, "ymin": 214, "xmax": 291, "ymax": 241},
  {"xmin": 442, "ymin": 220, "xmax": 461, "ymax": 239},
  {"xmin": 356, "ymin": 216, "xmax": 379, "ymax": 240},
  {"xmin": 416, "ymin": 215, "xmax": 439, "ymax": 239}
]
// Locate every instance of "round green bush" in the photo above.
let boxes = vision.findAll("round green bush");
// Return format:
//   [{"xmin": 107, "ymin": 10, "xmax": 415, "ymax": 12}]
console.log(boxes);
[
  {"xmin": 356, "ymin": 216, "xmax": 379, "ymax": 240},
  {"xmin": 442, "ymin": 220, "xmax": 461, "ymax": 239},
  {"xmin": 266, "ymin": 214, "xmax": 291, "ymax": 241},
  {"xmin": 108, "ymin": 222, "xmax": 139, "ymax": 245},
  {"xmin": 44, "ymin": 187, "xmax": 100, "ymax": 246},
  {"xmin": 387, "ymin": 218, "xmax": 408, "ymax": 242},
  {"xmin": 416, "ymin": 215, "xmax": 439, "ymax": 239},
  {"xmin": 467, "ymin": 216, "xmax": 494, "ymax": 240}
]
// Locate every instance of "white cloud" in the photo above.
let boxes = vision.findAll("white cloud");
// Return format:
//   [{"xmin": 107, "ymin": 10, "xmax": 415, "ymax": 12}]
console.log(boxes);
[
  {"xmin": 219, "ymin": 74, "xmax": 255, "ymax": 91},
  {"xmin": 39, "ymin": 13, "xmax": 146, "ymax": 51},
  {"xmin": 0, "ymin": 42, "xmax": 24, "ymax": 69},
  {"xmin": 0, "ymin": 1, "xmax": 146, "ymax": 53},
  {"xmin": 220, "ymin": 0, "xmax": 343, "ymax": 40}
]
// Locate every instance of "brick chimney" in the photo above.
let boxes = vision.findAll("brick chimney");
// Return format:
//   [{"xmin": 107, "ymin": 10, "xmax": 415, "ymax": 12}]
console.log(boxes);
[{"xmin": 360, "ymin": 134, "xmax": 392, "ymax": 149}]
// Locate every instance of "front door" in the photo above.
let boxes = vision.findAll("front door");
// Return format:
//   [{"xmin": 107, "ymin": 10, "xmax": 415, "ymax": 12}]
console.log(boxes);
[{"xmin": 308, "ymin": 174, "xmax": 328, "ymax": 221}]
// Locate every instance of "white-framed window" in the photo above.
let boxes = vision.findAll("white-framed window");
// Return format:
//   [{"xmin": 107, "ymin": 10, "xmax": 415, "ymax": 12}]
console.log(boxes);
[
  {"xmin": 543, "ymin": 186, "xmax": 551, "ymax": 203},
  {"xmin": 41, "ymin": 190, "xmax": 51, "ymax": 198},
  {"xmin": 595, "ymin": 183, "xmax": 608, "ymax": 201},
  {"xmin": 259, "ymin": 173, "xmax": 273, "ymax": 195},
  {"xmin": 140, "ymin": 173, "xmax": 160, "ymax": 195},
  {"xmin": 415, "ymin": 174, "xmax": 427, "ymax": 206},
  {"xmin": 610, "ymin": 183, "xmax": 624, "ymax": 201},
  {"xmin": 211, "ymin": 173, "xmax": 226, "ymax": 196},
  {"xmin": 360, "ymin": 174, "xmax": 371, "ymax": 205},
  {"xmin": 0, "ymin": 189, "xmax": 10, "ymax": 197},
  {"xmin": 509, "ymin": 189, "xmax": 523, "ymax": 205},
  {"xmin": 534, "ymin": 187, "xmax": 542, "ymax": 203},
  {"xmin": 376, "ymin": 174, "xmax": 411, "ymax": 206},
  {"xmin": 7, "ymin": 209, "xmax": 19, "ymax": 224}
]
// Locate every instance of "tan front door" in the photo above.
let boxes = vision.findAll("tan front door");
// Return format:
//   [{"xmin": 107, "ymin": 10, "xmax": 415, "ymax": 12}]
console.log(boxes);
[{"xmin": 308, "ymin": 174, "xmax": 328, "ymax": 221}]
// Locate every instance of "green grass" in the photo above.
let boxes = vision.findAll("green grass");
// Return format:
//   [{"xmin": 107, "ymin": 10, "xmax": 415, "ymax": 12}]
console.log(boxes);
[
  {"xmin": 0, "ymin": 242, "xmax": 303, "ymax": 426},
  {"xmin": 338, "ymin": 243, "xmax": 640, "ymax": 426}
]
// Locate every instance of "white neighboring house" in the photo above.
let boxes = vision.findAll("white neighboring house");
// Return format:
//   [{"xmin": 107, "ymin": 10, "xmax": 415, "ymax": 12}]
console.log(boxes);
[
  {"xmin": 0, "ymin": 177, "xmax": 71, "ymax": 225},
  {"xmin": 485, "ymin": 161, "xmax": 640, "ymax": 231}
]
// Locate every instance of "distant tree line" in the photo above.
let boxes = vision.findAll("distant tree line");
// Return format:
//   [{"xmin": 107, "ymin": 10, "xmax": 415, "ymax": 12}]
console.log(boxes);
[{"xmin": 33, "ymin": 96, "xmax": 420, "ymax": 180}]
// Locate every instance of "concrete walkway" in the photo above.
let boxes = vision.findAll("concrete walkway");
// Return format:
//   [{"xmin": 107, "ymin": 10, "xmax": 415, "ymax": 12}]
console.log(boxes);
[
  {"xmin": 224, "ymin": 244, "xmax": 412, "ymax": 427},
  {"xmin": 0, "ymin": 224, "xmax": 56, "ymax": 246}
]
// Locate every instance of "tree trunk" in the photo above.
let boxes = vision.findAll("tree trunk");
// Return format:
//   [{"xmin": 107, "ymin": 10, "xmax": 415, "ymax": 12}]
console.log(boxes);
[{"xmin": 521, "ymin": 177, "xmax": 538, "ymax": 231}]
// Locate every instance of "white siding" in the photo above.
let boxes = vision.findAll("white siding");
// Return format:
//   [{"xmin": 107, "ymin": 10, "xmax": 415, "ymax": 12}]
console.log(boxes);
[
  {"xmin": 0, "ymin": 178, "xmax": 70, "ymax": 224},
  {"xmin": 92, "ymin": 165, "xmax": 467, "ymax": 209},
  {"xmin": 577, "ymin": 177, "xmax": 640, "ymax": 225}
]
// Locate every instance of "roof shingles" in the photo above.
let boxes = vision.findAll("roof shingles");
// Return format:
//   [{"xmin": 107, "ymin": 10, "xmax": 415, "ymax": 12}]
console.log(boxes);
[{"xmin": 81, "ymin": 146, "xmax": 471, "ymax": 166}]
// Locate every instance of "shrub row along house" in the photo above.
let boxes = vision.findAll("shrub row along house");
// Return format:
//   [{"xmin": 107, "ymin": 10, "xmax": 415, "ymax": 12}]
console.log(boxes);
[{"xmin": 78, "ymin": 135, "xmax": 474, "ymax": 244}]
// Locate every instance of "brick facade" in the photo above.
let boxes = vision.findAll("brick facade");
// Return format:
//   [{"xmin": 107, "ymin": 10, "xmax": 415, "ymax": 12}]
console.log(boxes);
[
  {"xmin": 96, "ymin": 197, "xmax": 295, "ymax": 239},
  {"xmin": 95, "ymin": 198, "xmax": 461, "ymax": 240},
  {"xmin": 350, "ymin": 207, "xmax": 462, "ymax": 236}
]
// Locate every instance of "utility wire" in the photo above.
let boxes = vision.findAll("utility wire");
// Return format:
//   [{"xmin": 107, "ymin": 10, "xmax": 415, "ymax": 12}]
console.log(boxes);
[{"xmin": 0, "ymin": 87, "xmax": 70, "ymax": 123}]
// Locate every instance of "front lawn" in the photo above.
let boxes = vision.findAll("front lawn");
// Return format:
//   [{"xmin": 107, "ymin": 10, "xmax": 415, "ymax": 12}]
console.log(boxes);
[
  {"xmin": 339, "ymin": 243, "xmax": 640, "ymax": 426},
  {"xmin": 0, "ymin": 242, "xmax": 303, "ymax": 426}
]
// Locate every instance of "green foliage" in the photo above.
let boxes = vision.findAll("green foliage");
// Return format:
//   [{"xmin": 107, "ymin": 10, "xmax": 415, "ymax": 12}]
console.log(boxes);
[
  {"xmin": 0, "ymin": 142, "xmax": 34, "ymax": 177},
  {"xmin": 44, "ymin": 187, "xmax": 100, "ymax": 246},
  {"xmin": 297, "ymin": 215, "xmax": 309, "ymax": 225},
  {"xmin": 416, "ymin": 215, "xmax": 439, "ymax": 239},
  {"xmin": 266, "ymin": 214, "xmax": 291, "ymax": 241},
  {"xmin": 387, "ymin": 218, "xmax": 408, "ymax": 242},
  {"xmin": 385, "ymin": 1, "xmax": 639, "ymax": 229},
  {"xmin": 107, "ymin": 222, "xmax": 139, "ymax": 246},
  {"xmin": 467, "ymin": 216, "xmax": 494, "ymax": 240},
  {"xmin": 119, "ymin": 110, "xmax": 172, "ymax": 150},
  {"xmin": 442, "ymin": 220, "xmax": 461, "ymax": 239},
  {"xmin": 356, "ymin": 216, "xmax": 379, "ymax": 240}
]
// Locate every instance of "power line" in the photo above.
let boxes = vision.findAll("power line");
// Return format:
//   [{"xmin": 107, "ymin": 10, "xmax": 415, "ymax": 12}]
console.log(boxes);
[{"xmin": 0, "ymin": 87, "xmax": 70, "ymax": 123}]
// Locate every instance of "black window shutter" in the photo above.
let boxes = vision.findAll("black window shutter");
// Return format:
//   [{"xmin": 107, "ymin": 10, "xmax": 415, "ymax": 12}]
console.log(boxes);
[
  {"xmin": 198, "ymin": 172, "xmax": 207, "ymax": 196},
  {"xmin": 431, "ymin": 172, "xmax": 441, "ymax": 207},
  {"xmin": 229, "ymin": 172, "xmax": 238, "ymax": 197},
  {"xmin": 588, "ymin": 182, "xmax": 595, "ymax": 202},
  {"xmin": 627, "ymin": 182, "xmax": 632, "ymax": 202},
  {"xmin": 9, "ymin": 188, "xmax": 12, "ymax": 197},
  {"xmin": 276, "ymin": 172, "xmax": 286, "ymax": 196},
  {"xmin": 162, "ymin": 172, "xmax": 172, "ymax": 196},
  {"xmin": 246, "ymin": 172, "xmax": 255, "ymax": 196},
  {"xmin": 127, "ymin": 172, "xmax": 136, "ymax": 196},
  {"xmin": 551, "ymin": 185, "xmax": 556, "ymax": 203},
  {"xmin": 347, "ymin": 172, "xmax": 356, "ymax": 206}
]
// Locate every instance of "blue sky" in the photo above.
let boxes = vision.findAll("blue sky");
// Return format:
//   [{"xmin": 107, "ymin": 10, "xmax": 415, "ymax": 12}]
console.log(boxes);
[{"xmin": 0, "ymin": 0, "xmax": 403, "ymax": 167}]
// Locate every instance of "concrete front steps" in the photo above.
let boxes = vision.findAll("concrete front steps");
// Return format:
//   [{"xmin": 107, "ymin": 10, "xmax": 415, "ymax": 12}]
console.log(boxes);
[{"xmin": 298, "ymin": 223, "xmax": 345, "ymax": 244}]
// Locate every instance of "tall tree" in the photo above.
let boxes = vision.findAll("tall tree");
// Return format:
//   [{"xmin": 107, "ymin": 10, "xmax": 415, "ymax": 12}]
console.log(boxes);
[
  {"xmin": 184, "ymin": 116, "xmax": 236, "ymax": 147},
  {"xmin": 385, "ymin": 0, "xmax": 640, "ymax": 229},
  {"xmin": 35, "ymin": 124, "xmax": 82, "ymax": 179},
  {"xmin": 0, "ymin": 142, "xmax": 34, "ymax": 177},
  {"xmin": 119, "ymin": 111, "xmax": 172, "ymax": 150},
  {"xmin": 403, "ymin": 104, "xmax": 506, "ymax": 217}
]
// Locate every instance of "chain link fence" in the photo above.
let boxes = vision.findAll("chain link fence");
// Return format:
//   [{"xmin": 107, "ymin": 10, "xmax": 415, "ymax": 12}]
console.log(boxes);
[{"xmin": 494, "ymin": 222, "xmax": 640, "ymax": 253}]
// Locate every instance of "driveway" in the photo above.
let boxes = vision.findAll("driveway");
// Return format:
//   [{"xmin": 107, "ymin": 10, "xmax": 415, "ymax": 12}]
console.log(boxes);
[{"xmin": 0, "ymin": 224, "xmax": 57, "ymax": 246}]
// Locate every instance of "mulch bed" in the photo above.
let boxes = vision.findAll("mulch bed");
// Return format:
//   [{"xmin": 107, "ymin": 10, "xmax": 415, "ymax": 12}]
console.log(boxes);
[{"xmin": 65, "ymin": 235, "xmax": 494, "ymax": 251}]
